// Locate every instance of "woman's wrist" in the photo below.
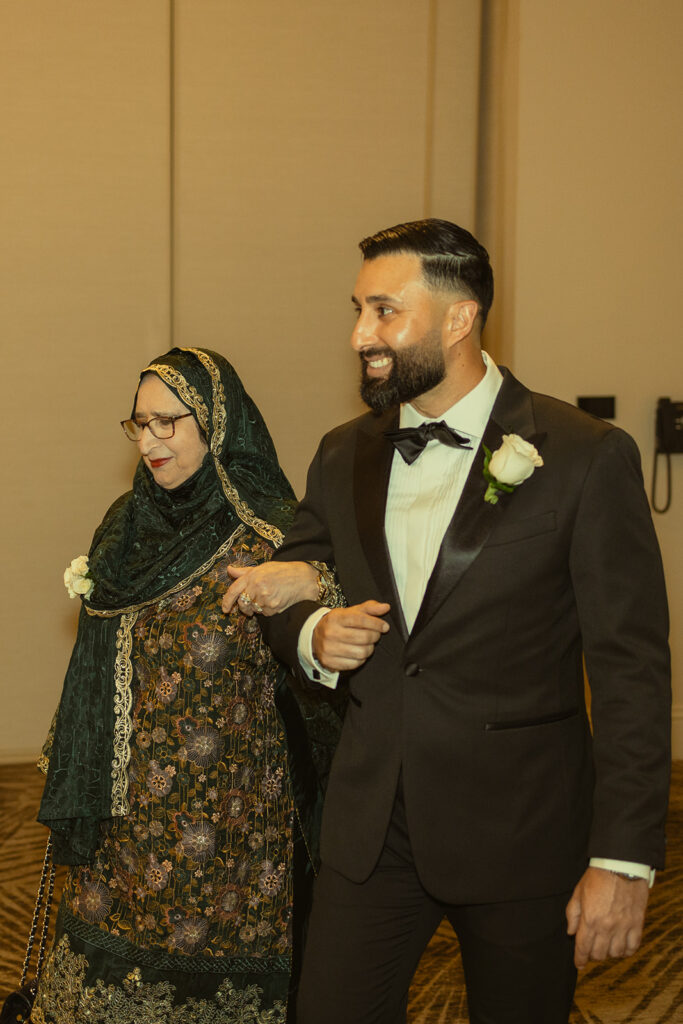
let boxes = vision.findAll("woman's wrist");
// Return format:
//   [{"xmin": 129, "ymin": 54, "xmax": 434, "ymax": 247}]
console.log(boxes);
[{"xmin": 307, "ymin": 561, "xmax": 345, "ymax": 608}]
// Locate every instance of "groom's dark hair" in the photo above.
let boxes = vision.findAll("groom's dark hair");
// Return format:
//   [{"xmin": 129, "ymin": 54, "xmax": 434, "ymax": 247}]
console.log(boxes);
[{"xmin": 359, "ymin": 218, "xmax": 494, "ymax": 327}]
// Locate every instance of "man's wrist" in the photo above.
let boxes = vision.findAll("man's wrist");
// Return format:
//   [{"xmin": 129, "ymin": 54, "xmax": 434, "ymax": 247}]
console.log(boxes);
[
  {"xmin": 297, "ymin": 608, "xmax": 339, "ymax": 688},
  {"xmin": 590, "ymin": 857, "xmax": 655, "ymax": 888}
]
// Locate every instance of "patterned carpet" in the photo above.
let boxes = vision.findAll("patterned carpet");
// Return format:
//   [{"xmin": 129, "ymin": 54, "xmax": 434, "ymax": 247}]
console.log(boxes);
[{"xmin": 1, "ymin": 763, "xmax": 681, "ymax": 1021}]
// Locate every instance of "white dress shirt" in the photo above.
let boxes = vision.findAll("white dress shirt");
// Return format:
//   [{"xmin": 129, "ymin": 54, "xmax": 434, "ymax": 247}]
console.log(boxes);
[
  {"xmin": 296, "ymin": 352, "xmax": 653, "ymax": 884},
  {"xmin": 385, "ymin": 352, "xmax": 502, "ymax": 630}
]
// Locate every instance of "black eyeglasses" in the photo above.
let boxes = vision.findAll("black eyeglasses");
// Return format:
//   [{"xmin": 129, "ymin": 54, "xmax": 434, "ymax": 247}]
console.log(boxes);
[{"xmin": 120, "ymin": 413, "xmax": 193, "ymax": 441}]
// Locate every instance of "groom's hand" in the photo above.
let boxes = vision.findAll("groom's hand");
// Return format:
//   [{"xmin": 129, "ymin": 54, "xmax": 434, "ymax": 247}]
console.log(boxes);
[
  {"xmin": 566, "ymin": 866, "xmax": 649, "ymax": 968},
  {"xmin": 313, "ymin": 600, "xmax": 390, "ymax": 672}
]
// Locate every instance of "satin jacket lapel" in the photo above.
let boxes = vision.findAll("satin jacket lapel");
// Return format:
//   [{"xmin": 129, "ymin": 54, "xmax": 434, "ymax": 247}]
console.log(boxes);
[
  {"xmin": 353, "ymin": 410, "xmax": 408, "ymax": 640},
  {"xmin": 412, "ymin": 369, "xmax": 542, "ymax": 635}
]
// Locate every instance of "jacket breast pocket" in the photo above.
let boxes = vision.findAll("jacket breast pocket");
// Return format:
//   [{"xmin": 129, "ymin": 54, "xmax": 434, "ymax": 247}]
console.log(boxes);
[{"xmin": 485, "ymin": 510, "xmax": 557, "ymax": 548}]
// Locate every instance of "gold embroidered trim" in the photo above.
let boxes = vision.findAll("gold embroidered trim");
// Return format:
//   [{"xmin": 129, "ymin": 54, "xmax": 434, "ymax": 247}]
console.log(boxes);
[
  {"xmin": 111, "ymin": 611, "xmax": 137, "ymax": 816},
  {"xmin": 180, "ymin": 348, "xmax": 283, "ymax": 545},
  {"xmin": 182, "ymin": 347, "xmax": 227, "ymax": 455},
  {"xmin": 86, "ymin": 525, "xmax": 247, "ymax": 618},
  {"xmin": 214, "ymin": 462, "xmax": 284, "ymax": 547},
  {"xmin": 37, "ymin": 709, "xmax": 59, "ymax": 775},
  {"xmin": 142, "ymin": 363, "xmax": 211, "ymax": 435},
  {"xmin": 308, "ymin": 560, "xmax": 346, "ymax": 608},
  {"xmin": 33, "ymin": 934, "xmax": 287, "ymax": 1024}
]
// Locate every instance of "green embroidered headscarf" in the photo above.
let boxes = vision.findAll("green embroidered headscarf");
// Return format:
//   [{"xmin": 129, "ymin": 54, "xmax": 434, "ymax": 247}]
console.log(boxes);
[{"xmin": 39, "ymin": 347, "xmax": 296, "ymax": 864}]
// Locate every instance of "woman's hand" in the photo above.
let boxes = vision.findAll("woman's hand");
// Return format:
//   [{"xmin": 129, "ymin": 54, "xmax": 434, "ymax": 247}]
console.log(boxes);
[{"xmin": 222, "ymin": 561, "xmax": 319, "ymax": 617}]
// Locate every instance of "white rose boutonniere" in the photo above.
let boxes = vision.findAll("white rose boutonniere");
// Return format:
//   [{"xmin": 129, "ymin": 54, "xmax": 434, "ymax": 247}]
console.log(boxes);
[
  {"xmin": 64, "ymin": 554, "xmax": 94, "ymax": 600},
  {"xmin": 483, "ymin": 434, "xmax": 543, "ymax": 505}
]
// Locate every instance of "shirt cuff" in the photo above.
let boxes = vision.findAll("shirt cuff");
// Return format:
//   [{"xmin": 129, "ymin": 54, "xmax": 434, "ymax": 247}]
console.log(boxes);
[
  {"xmin": 297, "ymin": 608, "xmax": 340, "ymax": 689},
  {"xmin": 589, "ymin": 857, "xmax": 655, "ymax": 888}
]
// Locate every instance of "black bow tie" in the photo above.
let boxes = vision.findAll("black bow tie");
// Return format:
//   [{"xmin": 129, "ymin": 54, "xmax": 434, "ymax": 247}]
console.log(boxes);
[{"xmin": 384, "ymin": 420, "xmax": 472, "ymax": 465}]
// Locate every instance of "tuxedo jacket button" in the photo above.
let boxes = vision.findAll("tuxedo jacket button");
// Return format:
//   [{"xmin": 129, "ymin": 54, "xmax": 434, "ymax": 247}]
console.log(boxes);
[{"xmin": 404, "ymin": 662, "xmax": 420, "ymax": 677}]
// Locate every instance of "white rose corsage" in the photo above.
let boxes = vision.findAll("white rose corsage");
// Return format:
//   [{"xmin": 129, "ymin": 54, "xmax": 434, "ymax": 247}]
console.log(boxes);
[
  {"xmin": 483, "ymin": 434, "xmax": 543, "ymax": 505},
  {"xmin": 64, "ymin": 554, "xmax": 94, "ymax": 600}
]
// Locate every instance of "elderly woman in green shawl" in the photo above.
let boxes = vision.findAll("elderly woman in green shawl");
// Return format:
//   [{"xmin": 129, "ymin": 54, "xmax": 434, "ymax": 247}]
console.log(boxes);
[{"xmin": 33, "ymin": 347, "xmax": 344, "ymax": 1024}]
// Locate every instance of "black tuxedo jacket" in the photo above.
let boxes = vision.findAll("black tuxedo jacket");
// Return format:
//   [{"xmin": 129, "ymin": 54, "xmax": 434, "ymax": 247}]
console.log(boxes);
[{"xmin": 262, "ymin": 369, "xmax": 671, "ymax": 904}]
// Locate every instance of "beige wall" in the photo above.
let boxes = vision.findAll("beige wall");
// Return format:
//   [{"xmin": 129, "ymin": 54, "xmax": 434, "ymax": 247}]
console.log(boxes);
[
  {"xmin": 0, "ymin": 0, "xmax": 171, "ymax": 761},
  {"xmin": 172, "ymin": 0, "xmax": 482, "ymax": 492},
  {"xmin": 0, "ymin": 0, "xmax": 482, "ymax": 761},
  {"xmin": 487, "ymin": 0, "xmax": 683, "ymax": 754}
]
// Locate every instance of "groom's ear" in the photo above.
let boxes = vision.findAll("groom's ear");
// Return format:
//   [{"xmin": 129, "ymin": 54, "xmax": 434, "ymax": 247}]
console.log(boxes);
[{"xmin": 444, "ymin": 299, "xmax": 480, "ymax": 345}]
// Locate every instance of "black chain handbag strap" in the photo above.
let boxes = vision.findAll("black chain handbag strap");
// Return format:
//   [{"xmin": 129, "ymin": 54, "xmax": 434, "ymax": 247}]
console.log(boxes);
[
  {"xmin": 20, "ymin": 834, "xmax": 55, "ymax": 990},
  {"xmin": 0, "ymin": 836, "xmax": 55, "ymax": 1024}
]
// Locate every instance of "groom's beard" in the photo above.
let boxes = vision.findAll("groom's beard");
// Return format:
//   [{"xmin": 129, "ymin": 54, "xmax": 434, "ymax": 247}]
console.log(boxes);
[{"xmin": 359, "ymin": 330, "xmax": 446, "ymax": 414}]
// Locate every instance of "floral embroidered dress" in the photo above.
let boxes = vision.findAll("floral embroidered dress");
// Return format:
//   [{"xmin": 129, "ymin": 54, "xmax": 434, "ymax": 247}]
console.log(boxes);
[{"xmin": 34, "ymin": 349, "xmax": 342, "ymax": 1023}]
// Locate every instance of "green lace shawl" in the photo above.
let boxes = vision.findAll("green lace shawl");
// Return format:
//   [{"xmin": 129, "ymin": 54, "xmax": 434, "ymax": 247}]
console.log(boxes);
[{"xmin": 39, "ymin": 347, "xmax": 297, "ymax": 864}]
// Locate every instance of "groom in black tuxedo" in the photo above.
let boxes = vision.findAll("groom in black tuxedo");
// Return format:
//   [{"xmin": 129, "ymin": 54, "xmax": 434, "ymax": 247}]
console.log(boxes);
[{"xmin": 257, "ymin": 219, "xmax": 671, "ymax": 1023}]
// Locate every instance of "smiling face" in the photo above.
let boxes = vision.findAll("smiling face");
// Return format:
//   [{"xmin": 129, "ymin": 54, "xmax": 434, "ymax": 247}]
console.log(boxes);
[
  {"xmin": 351, "ymin": 253, "xmax": 453, "ymax": 414},
  {"xmin": 134, "ymin": 374, "xmax": 208, "ymax": 489}
]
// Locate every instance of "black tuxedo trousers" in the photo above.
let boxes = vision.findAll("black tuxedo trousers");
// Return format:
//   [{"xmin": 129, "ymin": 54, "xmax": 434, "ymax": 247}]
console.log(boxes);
[{"xmin": 297, "ymin": 776, "xmax": 577, "ymax": 1024}]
